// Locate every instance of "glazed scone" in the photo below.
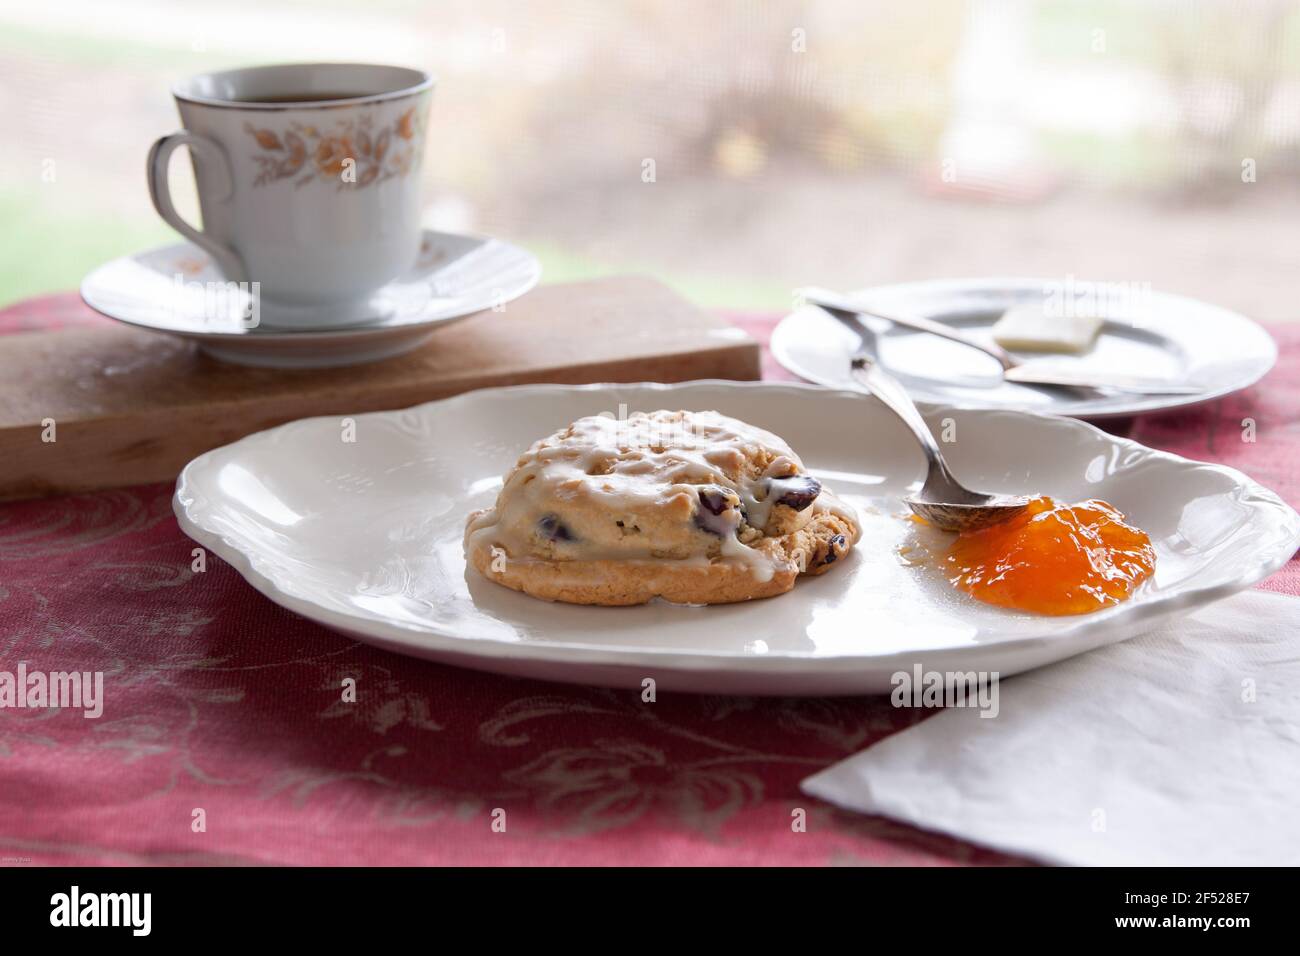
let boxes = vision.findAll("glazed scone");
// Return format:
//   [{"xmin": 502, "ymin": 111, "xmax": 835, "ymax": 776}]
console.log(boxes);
[{"xmin": 463, "ymin": 409, "xmax": 860, "ymax": 605}]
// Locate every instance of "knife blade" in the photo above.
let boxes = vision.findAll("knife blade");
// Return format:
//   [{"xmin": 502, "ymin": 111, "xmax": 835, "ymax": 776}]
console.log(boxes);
[{"xmin": 1002, "ymin": 365, "xmax": 1203, "ymax": 395}]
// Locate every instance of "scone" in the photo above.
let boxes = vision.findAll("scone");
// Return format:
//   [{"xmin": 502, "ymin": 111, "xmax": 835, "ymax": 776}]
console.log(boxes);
[{"xmin": 464, "ymin": 409, "xmax": 860, "ymax": 605}]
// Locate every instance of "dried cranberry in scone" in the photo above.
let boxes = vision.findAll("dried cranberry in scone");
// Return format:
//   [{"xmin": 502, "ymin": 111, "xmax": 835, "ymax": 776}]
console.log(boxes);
[
  {"xmin": 750, "ymin": 472, "xmax": 823, "ymax": 537},
  {"xmin": 772, "ymin": 475, "xmax": 821, "ymax": 512}
]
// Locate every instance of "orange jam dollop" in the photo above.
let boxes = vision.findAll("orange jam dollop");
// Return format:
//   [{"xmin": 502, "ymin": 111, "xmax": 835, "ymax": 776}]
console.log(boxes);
[{"xmin": 942, "ymin": 496, "xmax": 1155, "ymax": 616}]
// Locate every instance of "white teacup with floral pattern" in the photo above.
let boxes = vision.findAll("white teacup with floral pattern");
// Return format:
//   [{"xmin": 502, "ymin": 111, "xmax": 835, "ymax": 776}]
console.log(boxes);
[{"xmin": 148, "ymin": 63, "xmax": 434, "ymax": 329}]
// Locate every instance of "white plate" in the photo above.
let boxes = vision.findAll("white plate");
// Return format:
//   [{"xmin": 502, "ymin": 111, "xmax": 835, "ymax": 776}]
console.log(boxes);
[
  {"xmin": 80, "ymin": 229, "xmax": 540, "ymax": 368},
  {"xmin": 772, "ymin": 277, "xmax": 1277, "ymax": 419},
  {"xmin": 174, "ymin": 381, "xmax": 1299, "ymax": 695}
]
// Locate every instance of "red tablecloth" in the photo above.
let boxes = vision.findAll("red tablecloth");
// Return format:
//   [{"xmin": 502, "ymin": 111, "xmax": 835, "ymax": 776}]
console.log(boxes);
[{"xmin": 1, "ymin": 294, "xmax": 1297, "ymax": 867}]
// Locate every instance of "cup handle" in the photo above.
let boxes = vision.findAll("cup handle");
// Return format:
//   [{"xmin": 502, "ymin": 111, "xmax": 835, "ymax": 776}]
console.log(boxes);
[{"xmin": 147, "ymin": 131, "xmax": 247, "ymax": 282}]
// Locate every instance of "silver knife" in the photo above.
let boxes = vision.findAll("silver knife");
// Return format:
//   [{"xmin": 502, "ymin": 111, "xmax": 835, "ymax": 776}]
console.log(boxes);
[{"xmin": 800, "ymin": 286, "xmax": 1202, "ymax": 396}]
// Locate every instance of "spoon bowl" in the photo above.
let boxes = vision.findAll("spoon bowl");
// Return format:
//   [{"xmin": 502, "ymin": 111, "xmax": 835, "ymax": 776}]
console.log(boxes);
[
  {"xmin": 904, "ymin": 492, "xmax": 1030, "ymax": 534},
  {"xmin": 835, "ymin": 340, "xmax": 1032, "ymax": 534}
]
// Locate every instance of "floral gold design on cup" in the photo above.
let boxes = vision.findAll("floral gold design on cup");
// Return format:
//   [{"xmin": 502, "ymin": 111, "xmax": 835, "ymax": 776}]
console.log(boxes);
[
  {"xmin": 314, "ymin": 135, "xmax": 354, "ymax": 178},
  {"xmin": 396, "ymin": 107, "xmax": 416, "ymax": 140},
  {"xmin": 243, "ymin": 108, "xmax": 423, "ymax": 189}
]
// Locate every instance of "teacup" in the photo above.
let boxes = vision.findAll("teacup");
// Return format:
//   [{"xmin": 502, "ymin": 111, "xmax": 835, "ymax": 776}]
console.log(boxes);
[{"xmin": 148, "ymin": 62, "xmax": 435, "ymax": 328}]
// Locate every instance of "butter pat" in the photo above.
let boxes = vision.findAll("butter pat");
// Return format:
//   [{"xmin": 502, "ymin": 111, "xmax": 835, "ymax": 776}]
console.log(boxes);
[{"xmin": 992, "ymin": 304, "xmax": 1104, "ymax": 354}]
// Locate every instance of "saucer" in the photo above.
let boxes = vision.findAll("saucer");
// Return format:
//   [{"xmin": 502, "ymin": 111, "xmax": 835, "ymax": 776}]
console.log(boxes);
[{"xmin": 80, "ymin": 230, "xmax": 541, "ymax": 368}]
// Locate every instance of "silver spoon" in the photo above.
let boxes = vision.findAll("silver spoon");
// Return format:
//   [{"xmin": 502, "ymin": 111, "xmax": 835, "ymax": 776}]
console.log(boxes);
[
  {"xmin": 843, "ymin": 338, "xmax": 1031, "ymax": 533},
  {"xmin": 800, "ymin": 287, "xmax": 1202, "ymax": 396}
]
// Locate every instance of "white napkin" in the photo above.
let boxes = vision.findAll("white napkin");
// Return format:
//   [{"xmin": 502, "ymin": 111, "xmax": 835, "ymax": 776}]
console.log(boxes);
[{"xmin": 802, "ymin": 589, "xmax": 1300, "ymax": 866}]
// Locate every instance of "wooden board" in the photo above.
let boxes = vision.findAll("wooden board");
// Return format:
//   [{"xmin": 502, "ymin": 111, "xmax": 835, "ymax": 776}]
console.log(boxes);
[{"xmin": 0, "ymin": 276, "xmax": 760, "ymax": 501}]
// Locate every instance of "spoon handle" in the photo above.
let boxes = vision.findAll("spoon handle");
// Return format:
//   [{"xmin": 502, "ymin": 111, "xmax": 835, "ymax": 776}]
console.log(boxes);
[
  {"xmin": 848, "ymin": 351, "xmax": 958, "ymax": 491},
  {"xmin": 801, "ymin": 286, "xmax": 1017, "ymax": 372}
]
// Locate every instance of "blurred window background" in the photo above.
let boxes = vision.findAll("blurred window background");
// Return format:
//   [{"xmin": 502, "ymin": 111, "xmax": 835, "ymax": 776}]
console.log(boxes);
[{"xmin": 2, "ymin": 0, "xmax": 1298, "ymax": 317}]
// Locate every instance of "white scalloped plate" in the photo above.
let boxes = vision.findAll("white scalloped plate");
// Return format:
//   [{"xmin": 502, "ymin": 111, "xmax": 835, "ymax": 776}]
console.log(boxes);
[{"xmin": 174, "ymin": 382, "xmax": 1299, "ymax": 695}]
